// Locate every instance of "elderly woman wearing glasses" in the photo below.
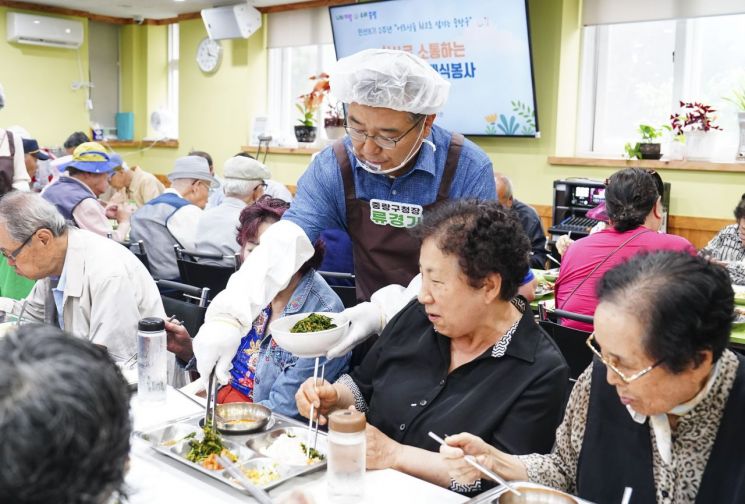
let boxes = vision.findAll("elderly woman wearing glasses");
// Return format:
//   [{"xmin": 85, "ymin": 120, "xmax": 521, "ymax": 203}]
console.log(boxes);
[{"xmin": 441, "ymin": 251, "xmax": 745, "ymax": 502}]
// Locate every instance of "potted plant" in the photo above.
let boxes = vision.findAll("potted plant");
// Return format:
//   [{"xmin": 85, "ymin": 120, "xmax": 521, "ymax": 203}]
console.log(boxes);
[
  {"xmin": 324, "ymin": 101, "xmax": 346, "ymax": 140},
  {"xmin": 724, "ymin": 84, "xmax": 745, "ymax": 161},
  {"xmin": 670, "ymin": 100, "xmax": 722, "ymax": 160},
  {"xmin": 624, "ymin": 124, "xmax": 670, "ymax": 160},
  {"xmin": 294, "ymin": 73, "xmax": 328, "ymax": 144}
]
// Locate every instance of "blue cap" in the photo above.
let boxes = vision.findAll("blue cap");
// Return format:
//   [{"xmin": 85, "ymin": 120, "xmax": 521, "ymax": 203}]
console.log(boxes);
[{"xmin": 21, "ymin": 138, "xmax": 50, "ymax": 161}]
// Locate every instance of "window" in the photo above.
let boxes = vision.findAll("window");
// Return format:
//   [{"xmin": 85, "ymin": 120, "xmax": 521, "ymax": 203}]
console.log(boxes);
[
  {"xmin": 577, "ymin": 13, "xmax": 745, "ymax": 158},
  {"xmin": 88, "ymin": 21, "xmax": 120, "ymax": 135},
  {"xmin": 266, "ymin": 44, "xmax": 337, "ymax": 146}
]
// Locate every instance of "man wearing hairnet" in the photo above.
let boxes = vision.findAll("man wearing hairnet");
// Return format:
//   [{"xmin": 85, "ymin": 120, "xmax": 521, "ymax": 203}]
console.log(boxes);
[{"xmin": 193, "ymin": 49, "xmax": 496, "ymax": 383}]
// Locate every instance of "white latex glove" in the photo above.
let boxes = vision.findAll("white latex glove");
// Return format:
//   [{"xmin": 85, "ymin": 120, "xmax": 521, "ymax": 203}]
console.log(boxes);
[
  {"xmin": 193, "ymin": 219, "xmax": 314, "ymax": 384},
  {"xmin": 555, "ymin": 234, "xmax": 573, "ymax": 256},
  {"xmin": 192, "ymin": 318, "xmax": 245, "ymax": 384},
  {"xmin": 325, "ymin": 302, "xmax": 385, "ymax": 359},
  {"xmin": 325, "ymin": 274, "xmax": 422, "ymax": 359}
]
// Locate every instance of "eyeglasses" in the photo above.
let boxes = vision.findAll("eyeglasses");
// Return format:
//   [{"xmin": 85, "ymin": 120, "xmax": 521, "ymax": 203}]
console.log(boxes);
[
  {"xmin": 253, "ymin": 181, "xmax": 268, "ymax": 192},
  {"xmin": 1, "ymin": 228, "xmax": 43, "ymax": 262},
  {"xmin": 344, "ymin": 117, "xmax": 424, "ymax": 150},
  {"xmin": 585, "ymin": 332, "xmax": 663, "ymax": 384}
]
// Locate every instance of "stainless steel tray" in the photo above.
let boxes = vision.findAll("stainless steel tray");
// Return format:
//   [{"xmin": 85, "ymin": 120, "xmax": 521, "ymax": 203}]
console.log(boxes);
[{"xmin": 134, "ymin": 412, "xmax": 327, "ymax": 492}]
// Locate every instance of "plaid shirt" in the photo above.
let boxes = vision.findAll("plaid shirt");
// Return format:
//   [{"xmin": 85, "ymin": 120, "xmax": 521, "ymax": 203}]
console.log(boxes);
[{"xmin": 704, "ymin": 224, "xmax": 745, "ymax": 285}]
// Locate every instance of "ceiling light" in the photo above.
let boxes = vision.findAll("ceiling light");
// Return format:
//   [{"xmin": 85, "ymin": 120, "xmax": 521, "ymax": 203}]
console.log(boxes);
[{"xmin": 33, "ymin": 20, "xmax": 40, "ymax": 24}]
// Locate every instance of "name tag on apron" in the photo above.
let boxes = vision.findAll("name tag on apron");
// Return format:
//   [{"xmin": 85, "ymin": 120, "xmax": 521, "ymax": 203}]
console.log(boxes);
[{"xmin": 369, "ymin": 199, "xmax": 423, "ymax": 228}]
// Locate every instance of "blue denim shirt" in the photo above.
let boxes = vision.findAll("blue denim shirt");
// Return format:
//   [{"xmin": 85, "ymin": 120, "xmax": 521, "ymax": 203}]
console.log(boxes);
[
  {"xmin": 252, "ymin": 270, "xmax": 349, "ymax": 419},
  {"xmin": 283, "ymin": 124, "xmax": 496, "ymax": 242}
]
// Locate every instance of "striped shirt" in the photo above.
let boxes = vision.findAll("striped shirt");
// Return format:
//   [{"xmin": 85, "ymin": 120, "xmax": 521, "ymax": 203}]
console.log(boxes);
[{"xmin": 704, "ymin": 224, "xmax": 745, "ymax": 285}]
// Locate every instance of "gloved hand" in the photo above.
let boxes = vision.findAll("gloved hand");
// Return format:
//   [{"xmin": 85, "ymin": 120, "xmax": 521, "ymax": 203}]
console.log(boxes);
[
  {"xmin": 556, "ymin": 234, "xmax": 573, "ymax": 256},
  {"xmin": 326, "ymin": 302, "xmax": 385, "ymax": 359},
  {"xmin": 192, "ymin": 318, "xmax": 245, "ymax": 384}
]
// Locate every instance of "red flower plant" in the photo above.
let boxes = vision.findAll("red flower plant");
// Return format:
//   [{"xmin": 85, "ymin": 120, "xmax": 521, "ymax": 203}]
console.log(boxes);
[{"xmin": 670, "ymin": 101, "xmax": 722, "ymax": 135}]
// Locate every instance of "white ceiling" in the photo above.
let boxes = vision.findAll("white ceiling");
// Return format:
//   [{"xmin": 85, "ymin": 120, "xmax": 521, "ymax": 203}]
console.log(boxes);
[{"xmin": 16, "ymin": 1, "xmax": 302, "ymax": 20}]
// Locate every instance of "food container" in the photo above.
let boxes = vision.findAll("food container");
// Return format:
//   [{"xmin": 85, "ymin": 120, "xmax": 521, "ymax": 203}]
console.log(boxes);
[
  {"xmin": 135, "ymin": 412, "xmax": 327, "ymax": 493},
  {"xmin": 246, "ymin": 427, "xmax": 328, "ymax": 467},
  {"xmin": 224, "ymin": 457, "xmax": 293, "ymax": 489},
  {"xmin": 269, "ymin": 312, "xmax": 349, "ymax": 357},
  {"xmin": 465, "ymin": 481, "xmax": 587, "ymax": 504},
  {"xmin": 214, "ymin": 402, "xmax": 272, "ymax": 434}
]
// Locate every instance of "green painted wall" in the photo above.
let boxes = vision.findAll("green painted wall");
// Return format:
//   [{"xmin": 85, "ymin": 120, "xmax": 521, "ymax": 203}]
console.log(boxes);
[
  {"xmin": 0, "ymin": 7, "xmax": 90, "ymax": 146},
  {"xmin": 3, "ymin": 2, "xmax": 744, "ymax": 219}
]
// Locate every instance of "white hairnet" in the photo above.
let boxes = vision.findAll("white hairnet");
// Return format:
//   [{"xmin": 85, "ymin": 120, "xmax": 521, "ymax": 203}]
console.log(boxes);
[{"xmin": 330, "ymin": 49, "xmax": 450, "ymax": 115}]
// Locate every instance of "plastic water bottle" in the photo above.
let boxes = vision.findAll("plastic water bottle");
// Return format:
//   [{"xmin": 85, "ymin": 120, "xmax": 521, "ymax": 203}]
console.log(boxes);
[
  {"xmin": 137, "ymin": 317, "xmax": 167, "ymax": 402},
  {"xmin": 327, "ymin": 409, "xmax": 366, "ymax": 502}
]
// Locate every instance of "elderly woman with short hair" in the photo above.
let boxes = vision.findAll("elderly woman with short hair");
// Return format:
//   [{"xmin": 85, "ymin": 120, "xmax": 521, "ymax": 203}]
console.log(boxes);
[
  {"xmin": 296, "ymin": 200, "xmax": 569, "ymax": 490},
  {"xmin": 442, "ymin": 251, "xmax": 745, "ymax": 502}
]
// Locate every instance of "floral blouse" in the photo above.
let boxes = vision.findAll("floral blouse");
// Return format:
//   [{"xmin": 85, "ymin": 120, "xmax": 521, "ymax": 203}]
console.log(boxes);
[{"xmin": 228, "ymin": 306, "xmax": 271, "ymax": 399}]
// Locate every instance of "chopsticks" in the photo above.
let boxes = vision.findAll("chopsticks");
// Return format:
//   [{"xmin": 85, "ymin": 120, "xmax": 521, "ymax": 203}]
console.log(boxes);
[
  {"xmin": 216, "ymin": 454, "xmax": 273, "ymax": 504},
  {"xmin": 428, "ymin": 432, "xmax": 521, "ymax": 497},
  {"xmin": 204, "ymin": 369, "xmax": 217, "ymax": 434},
  {"xmin": 306, "ymin": 357, "xmax": 326, "ymax": 457}
]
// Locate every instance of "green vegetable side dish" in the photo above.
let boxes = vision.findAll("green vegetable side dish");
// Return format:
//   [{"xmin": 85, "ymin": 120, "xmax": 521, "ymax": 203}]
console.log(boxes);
[
  {"xmin": 300, "ymin": 442, "xmax": 326, "ymax": 462},
  {"xmin": 186, "ymin": 421, "xmax": 226, "ymax": 463},
  {"xmin": 290, "ymin": 313, "xmax": 337, "ymax": 333}
]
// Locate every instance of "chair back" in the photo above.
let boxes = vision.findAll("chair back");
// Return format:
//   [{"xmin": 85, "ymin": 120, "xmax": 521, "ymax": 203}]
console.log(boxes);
[
  {"xmin": 174, "ymin": 246, "xmax": 239, "ymax": 298},
  {"xmin": 538, "ymin": 319, "xmax": 593, "ymax": 380},
  {"xmin": 116, "ymin": 239, "xmax": 151, "ymax": 273},
  {"xmin": 156, "ymin": 279, "xmax": 210, "ymax": 338},
  {"xmin": 319, "ymin": 271, "xmax": 358, "ymax": 308}
]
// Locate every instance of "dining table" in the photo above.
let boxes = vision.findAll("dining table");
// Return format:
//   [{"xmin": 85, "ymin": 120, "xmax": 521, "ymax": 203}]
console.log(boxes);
[
  {"xmin": 530, "ymin": 269, "xmax": 745, "ymax": 352},
  {"xmin": 126, "ymin": 386, "xmax": 469, "ymax": 504}
]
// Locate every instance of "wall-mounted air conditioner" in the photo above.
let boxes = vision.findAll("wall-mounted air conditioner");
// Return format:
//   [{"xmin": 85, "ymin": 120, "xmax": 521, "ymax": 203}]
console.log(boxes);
[{"xmin": 6, "ymin": 12, "xmax": 84, "ymax": 49}]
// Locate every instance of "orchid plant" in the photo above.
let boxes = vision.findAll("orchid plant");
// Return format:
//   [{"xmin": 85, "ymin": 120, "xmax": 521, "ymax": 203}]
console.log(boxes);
[{"xmin": 296, "ymin": 73, "xmax": 329, "ymax": 128}]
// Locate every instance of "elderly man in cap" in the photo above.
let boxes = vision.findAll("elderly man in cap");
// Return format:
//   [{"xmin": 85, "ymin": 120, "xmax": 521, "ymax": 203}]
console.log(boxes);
[
  {"xmin": 21, "ymin": 138, "xmax": 49, "ymax": 187},
  {"xmin": 193, "ymin": 48, "xmax": 496, "ymax": 385},
  {"xmin": 42, "ymin": 142, "xmax": 132, "ymax": 241},
  {"xmin": 195, "ymin": 155, "xmax": 270, "ymax": 266},
  {"xmin": 106, "ymin": 156, "xmax": 164, "ymax": 207},
  {"xmin": 130, "ymin": 155, "xmax": 217, "ymax": 281},
  {"xmin": 0, "ymin": 192, "xmax": 165, "ymax": 364}
]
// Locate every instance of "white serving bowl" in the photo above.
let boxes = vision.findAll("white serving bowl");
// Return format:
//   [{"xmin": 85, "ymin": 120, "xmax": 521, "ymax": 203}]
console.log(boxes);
[{"xmin": 268, "ymin": 312, "xmax": 349, "ymax": 358}]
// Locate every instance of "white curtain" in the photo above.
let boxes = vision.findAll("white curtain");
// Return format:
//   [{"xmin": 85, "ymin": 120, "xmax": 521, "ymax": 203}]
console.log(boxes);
[
  {"xmin": 584, "ymin": 0, "xmax": 745, "ymax": 25},
  {"xmin": 267, "ymin": 7, "xmax": 333, "ymax": 48}
]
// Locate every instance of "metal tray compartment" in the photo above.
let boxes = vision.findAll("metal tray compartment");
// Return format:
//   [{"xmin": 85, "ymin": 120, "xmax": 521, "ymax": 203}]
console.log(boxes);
[
  {"xmin": 135, "ymin": 412, "xmax": 327, "ymax": 494},
  {"xmin": 223, "ymin": 457, "xmax": 294, "ymax": 491},
  {"xmin": 246, "ymin": 427, "xmax": 328, "ymax": 467}
]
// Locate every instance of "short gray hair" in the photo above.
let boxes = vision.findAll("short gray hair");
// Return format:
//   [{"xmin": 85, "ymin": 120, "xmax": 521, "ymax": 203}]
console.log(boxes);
[
  {"xmin": 0, "ymin": 324, "xmax": 131, "ymax": 503},
  {"xmin": 494, "ymin": 173, "xmax": 513, "ymax": 200},
  {"xmin": 0, "ymin": 192, "xmax": 66, "ymax": 242},
  {"xmin": 223, "ymin": 178, "xmax": 261, "ymax": 198}
]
